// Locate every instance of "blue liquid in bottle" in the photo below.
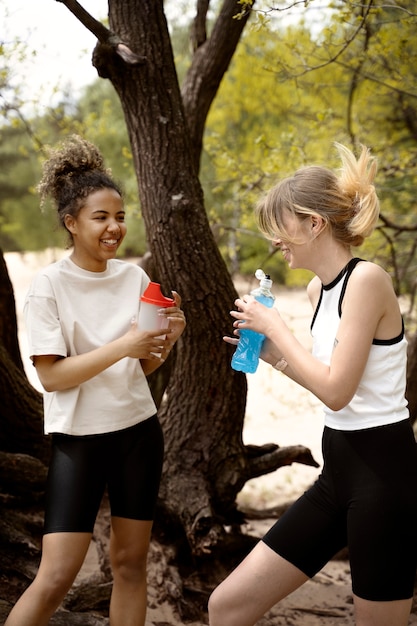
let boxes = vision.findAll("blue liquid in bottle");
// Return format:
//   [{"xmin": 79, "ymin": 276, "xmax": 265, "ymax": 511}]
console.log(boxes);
[{"xmin": 231, "ymin": 270, "xmax": 275, "ymax": 374}]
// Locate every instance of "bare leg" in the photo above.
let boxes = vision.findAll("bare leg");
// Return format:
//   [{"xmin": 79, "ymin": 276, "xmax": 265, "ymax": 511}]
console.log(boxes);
[
  {"xmin": 4, "ymin": 532, "xmax": 92, "ymax": 626},
  {"xmin": 109, "ymin": 517, "xmax": 153, "ymax": 626},
  {"xmin": 208, "ymin": 540, "xmax": 309, "ymax": 626},
  {"xmin": 354, "ymin": 594, "xmax": 413, "ymax": 626}
]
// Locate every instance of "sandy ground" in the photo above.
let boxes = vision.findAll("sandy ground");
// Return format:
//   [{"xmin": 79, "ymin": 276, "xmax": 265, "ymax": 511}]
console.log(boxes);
[{"xmin": 5, "ymin": 250, "xmax": 417, "ymax": 625}]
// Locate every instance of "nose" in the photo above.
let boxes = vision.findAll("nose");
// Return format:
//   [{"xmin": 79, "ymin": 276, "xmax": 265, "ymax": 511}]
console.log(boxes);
[
  {"xmin": 272, "ymin": 238, "xmax": 282, "ymax": 247},
  {"xmin": 107, "ymin": 221, "xmax": 121, "ymax": 235}
]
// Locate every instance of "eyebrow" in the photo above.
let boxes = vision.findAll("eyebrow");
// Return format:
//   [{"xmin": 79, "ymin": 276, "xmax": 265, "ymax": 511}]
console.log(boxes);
[{"xmin": 91, "ymin": 209, "xmax": 126, "ymax": 216}]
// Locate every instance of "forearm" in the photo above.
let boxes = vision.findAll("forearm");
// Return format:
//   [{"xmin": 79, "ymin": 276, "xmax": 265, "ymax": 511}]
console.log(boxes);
[
  {"xmin": 270, "ymin": 334, "xmax": 323, "ymax": 389},
  {"xmin": 35, "ymin": 337, "xmax": 129, "ymax": 392},
  {"xmin": 267, "ymin": 326, "xmax": 356, "ymax": 411},
  {"xmin": 141, "ymin": 357, "xmax": 164, "ymax": 376},
  {"xmin": 261, "ymin": 333, "xmax": 318, "ymax": 390}
]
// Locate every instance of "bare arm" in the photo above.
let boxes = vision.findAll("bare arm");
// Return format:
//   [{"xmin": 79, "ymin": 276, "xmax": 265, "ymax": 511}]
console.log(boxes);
[
  {"xmin": 34, "ymin": 324, "xmax": 172, "ymax": 392},
  {"xmin": 36, "ymin": 291, "xmax": 186, "ymax": 391},
  {"xmin": 229, "ymin": 263, "xmax": 401, "ymax": 411}
]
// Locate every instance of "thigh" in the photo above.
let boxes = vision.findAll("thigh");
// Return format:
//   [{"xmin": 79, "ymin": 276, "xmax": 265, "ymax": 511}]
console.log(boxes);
[
  {"xmin": 353, "ymin": 595, "xmax": 413, "ymax": 626},
  {"xmin": 44, "ymin": 434, "xmax": 107, "ymax": 533},
  {"xmin": 263, "ymin": 476, "xmax": 347, "ymax": 578},
  {"xmin": 107, "ymin": 415, "xmax": 164, "ymax": 521},
  {"xmin": 347, "ymin": 421, "xmax": 417, "ymax": 601},
  {"xmin": 209, "ymin": 540, "xmax": 309, "ymax": 626}
]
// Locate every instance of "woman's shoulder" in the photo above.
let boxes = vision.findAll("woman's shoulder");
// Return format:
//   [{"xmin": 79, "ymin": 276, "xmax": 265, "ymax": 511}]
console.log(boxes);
[
  {"xmin": 348, "ymin": 259, "xmax": 395, "ymax": 306},
  {"xmin": 110, "ymin": 258, "xmax": 149, "ymax": 278},
  {"xmin": 30, "ymin": 256, "xmax": 67, "ymax": 284},
  {"xmin": 352, "ymin": 259, "xmax": 392, "ymax": 288}
]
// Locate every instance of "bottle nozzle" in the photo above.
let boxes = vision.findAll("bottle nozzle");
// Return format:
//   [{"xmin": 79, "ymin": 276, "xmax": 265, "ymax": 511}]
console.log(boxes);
[
  {"xmin": 255, "ymin": 269, "xmax": 265, "ymax": 281},
  {"xmin": 255, "ymin": 268, "xmax": 272, "ymax": 289}
]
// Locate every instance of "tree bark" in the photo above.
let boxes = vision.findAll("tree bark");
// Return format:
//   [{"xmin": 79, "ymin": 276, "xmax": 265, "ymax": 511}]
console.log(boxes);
[
  {"xmin": 0, "ymin": 251, "xmax": 49, "ymax": 463},
  {"xmin": 0, "ymin": 345, "xmax": 49, "ymax": 464},
  {"xmin": 0, "ymin": 250, "xmax": 24, "ymax": 372}
]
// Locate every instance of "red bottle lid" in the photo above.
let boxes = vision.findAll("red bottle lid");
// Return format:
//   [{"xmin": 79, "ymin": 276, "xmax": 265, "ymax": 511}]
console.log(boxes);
[{"xmin": 140, "ymin": 282, "xmax": 175, "ymax": 307}]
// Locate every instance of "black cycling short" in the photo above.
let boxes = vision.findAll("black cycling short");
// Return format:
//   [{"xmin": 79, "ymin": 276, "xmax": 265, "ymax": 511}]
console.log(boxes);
[
  {"xmin": 44, "ymin": 415, "xmax": 164, "ymax": 534},
  {"xmin": 263, "ymin": 419, "xmax": 417, "ymax": 601}
]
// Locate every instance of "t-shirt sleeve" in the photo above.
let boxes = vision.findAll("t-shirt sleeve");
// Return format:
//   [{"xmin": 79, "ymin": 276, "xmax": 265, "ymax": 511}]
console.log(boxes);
[{"xmin": 23, "ymin": 273, "xmax": 67, "ymax": 359}]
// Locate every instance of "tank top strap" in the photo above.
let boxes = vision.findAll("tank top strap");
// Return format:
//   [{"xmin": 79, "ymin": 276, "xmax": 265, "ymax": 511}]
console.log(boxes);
[{"xmin": 337, "ymin": 257, "xmax": 365, "ymax": 317}]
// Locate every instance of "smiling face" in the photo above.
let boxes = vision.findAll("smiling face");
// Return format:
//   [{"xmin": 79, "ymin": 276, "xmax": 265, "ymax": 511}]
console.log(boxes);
[
  {"xmin": 271, "ymin": 209, "xmax": 314, "ymax": 270},
  {"xmin": 64, "ymin": 188, "xmax": 126, "ymax": 272}
]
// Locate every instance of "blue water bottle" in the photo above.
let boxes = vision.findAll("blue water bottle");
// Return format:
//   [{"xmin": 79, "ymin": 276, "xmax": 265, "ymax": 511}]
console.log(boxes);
[{"xmin": 231, "ymin": 269, "xmax": 275, "ymax": 374}]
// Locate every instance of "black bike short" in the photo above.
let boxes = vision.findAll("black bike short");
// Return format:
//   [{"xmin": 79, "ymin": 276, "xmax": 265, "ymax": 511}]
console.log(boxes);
[
  {"xmin": 44, "ymin": 415, "xmax": 164, "ymax": 534},
  {"xmin": 263, "ymin": 419, "xmax": 417, "ymax": 601}
]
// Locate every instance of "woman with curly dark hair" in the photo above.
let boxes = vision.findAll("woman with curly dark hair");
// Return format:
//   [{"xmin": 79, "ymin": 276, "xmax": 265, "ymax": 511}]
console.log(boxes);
[{"xmin": 5, "ymin": 135, "xmax": 186, "ymax": 626}]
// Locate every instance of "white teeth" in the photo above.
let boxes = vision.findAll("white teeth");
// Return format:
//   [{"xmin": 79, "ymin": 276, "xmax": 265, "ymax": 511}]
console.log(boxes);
[{"xmin": 102, "ymin": 239, "xmax": 118, "ymax": 244}]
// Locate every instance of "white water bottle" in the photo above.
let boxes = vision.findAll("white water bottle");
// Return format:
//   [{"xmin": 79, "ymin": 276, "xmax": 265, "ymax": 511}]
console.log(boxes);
[{"xmin": 138, "ymin": 282, "xmax": 174, "ymax": 332}]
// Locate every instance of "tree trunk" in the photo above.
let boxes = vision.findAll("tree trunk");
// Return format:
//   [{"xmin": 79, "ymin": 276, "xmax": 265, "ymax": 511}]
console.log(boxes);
[
  {"xmin": 0, "ymin": 344, "xmax": 49, "ymax": 464},
  {"xmin": 0, "ymin": 250, "xmax": 24, "ymax": 372},
  {"xmin": 0, "ymin": 253, "xmax": 49, "ymax": 464},
  {"xmin": 59, "ymin": 0, "xmax": 318, "ymax": 555},
  {"xmin": 90, "ymin": 0, "xmax": 251, "ymax": 555},
  {"xmin": 0, "ymin": 0, "xmax": 318, "ymax": 560}
]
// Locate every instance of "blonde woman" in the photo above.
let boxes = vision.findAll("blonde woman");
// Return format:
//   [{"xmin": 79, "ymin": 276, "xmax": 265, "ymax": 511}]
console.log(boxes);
[{"xmin": 211, "ymin": 144, "xmax": 417, "ymax": 626}]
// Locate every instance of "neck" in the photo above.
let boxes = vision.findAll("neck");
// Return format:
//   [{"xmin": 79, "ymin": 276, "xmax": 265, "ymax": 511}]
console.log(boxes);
[{"xmin": 312, "ymin": 244, "xmax": 353, "ymax": 285}]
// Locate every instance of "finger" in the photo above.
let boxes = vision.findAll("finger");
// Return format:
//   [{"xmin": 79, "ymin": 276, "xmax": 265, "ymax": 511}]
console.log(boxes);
[
  {"xmin": 223, "ymin": 336, "xmax": 239, "ymax": 346},
  {"xmin": 235, "ymin": 295, "xmax": 251, "ymax": 307},
  {"xmin": 167, "ymin": 311, "xmax": 185, "ymax": 322},
  {"xmin": 171, "ymin": 291, "xmax": 181, "ymax": 307}
]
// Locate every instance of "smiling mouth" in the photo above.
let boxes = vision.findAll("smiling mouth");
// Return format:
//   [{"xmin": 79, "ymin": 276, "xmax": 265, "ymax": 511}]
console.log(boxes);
[{"xmin": 101, "ymin": 239, "xmax": 119, "ymax": 245}]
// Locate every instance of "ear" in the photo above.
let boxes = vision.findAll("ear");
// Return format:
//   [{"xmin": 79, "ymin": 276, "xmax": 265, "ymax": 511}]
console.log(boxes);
[
  {"xmin": 310, "ymin": 214, "xmax": 326, "ymax": 236},
  {"xmin": 64, "ymin": 214, "xmax": 77, "ymax": 235}
]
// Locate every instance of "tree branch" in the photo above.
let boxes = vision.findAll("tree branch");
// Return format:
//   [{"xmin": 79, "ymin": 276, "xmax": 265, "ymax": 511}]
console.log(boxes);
[
  {"xmin": 181, "ymin": 0, "xmax": 255, "ymax": 171},
  {"xmin": 379, "ymin": 212, "xmax": 417, "ymax": 232},
  {"xmin": 56, "ymin": 0, "xmax": 145, "ymax": 65},
  {"xmin": 245, "ymin": 443, "xmax": 319, "ymax": 480},
  {"xmin": 190, "ymin": 0, "xmax": 210, "ymax": 52}
]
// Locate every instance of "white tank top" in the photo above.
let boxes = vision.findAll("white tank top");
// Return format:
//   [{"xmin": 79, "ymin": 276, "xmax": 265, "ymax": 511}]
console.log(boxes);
[{"xmin": 311, "ymin": 258, "xmax": 409, "ymax": 431}]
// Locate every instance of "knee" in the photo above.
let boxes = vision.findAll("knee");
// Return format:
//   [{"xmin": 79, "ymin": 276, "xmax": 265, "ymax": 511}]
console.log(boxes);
[
  {"xmin": 32, "ymin": 569, "xmax": 75, "ymax": 609},
  {"xmin": 208, "ymin": 585, "xmax": 228, "ymax": 626},
  {"xmin": 111, "ymin": 547, "xmax": 148, "ymax": 585}
]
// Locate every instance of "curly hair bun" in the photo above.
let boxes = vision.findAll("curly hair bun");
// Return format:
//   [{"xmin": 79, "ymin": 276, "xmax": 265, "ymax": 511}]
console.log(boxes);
[{"xmin": 36, "ymin": 135, "xmax": 122, "ymax": 246}]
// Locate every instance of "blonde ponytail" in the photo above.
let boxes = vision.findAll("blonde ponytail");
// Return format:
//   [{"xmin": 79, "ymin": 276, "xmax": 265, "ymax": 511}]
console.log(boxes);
[
  {"xmin": 335, "ymin": 143, "xmax": 379, "ymax": 245},
  {"xmin": 255, "ymin": 143, "xmax": 380, "ymax": 248}
]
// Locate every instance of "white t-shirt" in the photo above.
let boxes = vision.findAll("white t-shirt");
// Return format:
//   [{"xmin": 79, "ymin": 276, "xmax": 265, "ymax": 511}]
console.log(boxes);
[{"xmin": 24, "ymin": 256, "xmax": 157, "ymax": 436}]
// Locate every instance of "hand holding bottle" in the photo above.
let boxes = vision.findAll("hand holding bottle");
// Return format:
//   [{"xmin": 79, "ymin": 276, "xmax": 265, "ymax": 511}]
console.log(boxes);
[
  {"xmin": 228, "ymin": 270, "xmax": 275, "ymax": 374},
  {"xmin": 231, "ymin": 294, "xmax": 280, "ymax": 336}
]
